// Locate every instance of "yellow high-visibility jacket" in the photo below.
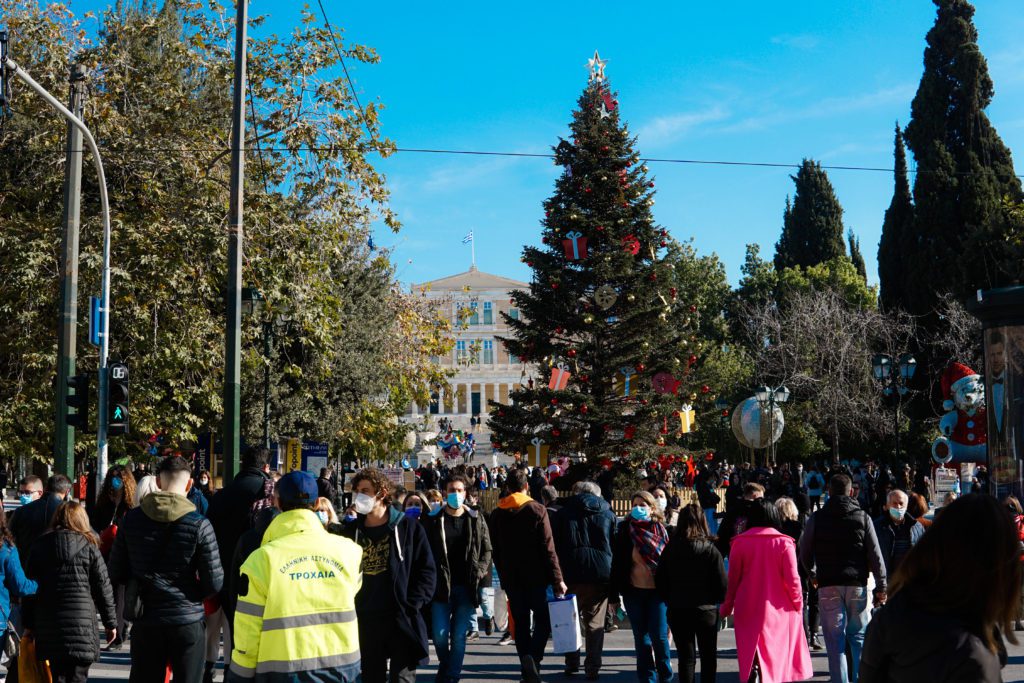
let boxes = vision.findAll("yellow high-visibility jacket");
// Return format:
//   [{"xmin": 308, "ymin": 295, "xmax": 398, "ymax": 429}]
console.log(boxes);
[{"xmin": 229, "ymin": 509, "xmax": 363, "ymax": 682}]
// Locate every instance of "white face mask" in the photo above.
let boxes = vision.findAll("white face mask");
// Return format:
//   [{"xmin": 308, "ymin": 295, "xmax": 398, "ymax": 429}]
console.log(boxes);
[
  {"xmin": 353, "ymin": 492, "xmax": 376, "ymax": 515},
  {"xmin": 655, "ymin": 497, "xmax": 668, "ymax": 511}
]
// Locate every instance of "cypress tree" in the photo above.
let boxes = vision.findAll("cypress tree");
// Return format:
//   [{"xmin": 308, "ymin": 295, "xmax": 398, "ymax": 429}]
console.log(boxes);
[
  {"xmin": 848, "ymin": 230, "xmax": 867, "ymax": 282},
  {"xmin": 774, "ymin": 159, "xmax": 847, "ymax": 272},
  {"xmin": 902, "ymin": 0, "xmax": 1022, "ymax": 316},
  {"xmin": 877, "ymin": 124, "xmax": 915, "ymax": 311}
]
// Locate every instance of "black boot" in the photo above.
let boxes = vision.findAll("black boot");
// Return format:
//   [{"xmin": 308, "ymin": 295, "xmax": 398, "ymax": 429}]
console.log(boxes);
[
  {"xmin": 519, "ymin": 654, "xmax": 543, "ymax": 683},
  {"xmin": 203, "ymin": 661, "xmax": 216, "ymax": 683}
]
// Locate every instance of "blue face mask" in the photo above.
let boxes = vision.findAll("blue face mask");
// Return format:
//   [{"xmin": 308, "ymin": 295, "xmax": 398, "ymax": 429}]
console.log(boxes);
[
  {"xmin": 316, "ymin": 510, "xmax": 329, "ymax": 525},
  {"xmin": 19, "ymin": 494, "xmax": 34, "ymax": 507},
  {"xmin": 630, "ymin": 505, "xmax": 651, "ymax": 522},
  {"xmin": 447, "ymin": 492, "xmax": 465, "ymax": 510},
  {"xmin": 111, "ymin": 477, "xmax": 124, "ymax": 491},
  {"xmin": 343, "ymin": 513, "xmax": 357, "ymax": 523},
  {"xmin": 404, "ymin": 507, "xmax": 422, "ymax": 519},
  {"xmin": 888, "ymin": 507, "xmax": 906, "ymax": 521}
]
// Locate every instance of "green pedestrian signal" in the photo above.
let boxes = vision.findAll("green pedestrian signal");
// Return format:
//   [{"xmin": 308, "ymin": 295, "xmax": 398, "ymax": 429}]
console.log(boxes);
[{"xmin": 108, "ymin": 363, "xmax": 130, "ymax": 436}]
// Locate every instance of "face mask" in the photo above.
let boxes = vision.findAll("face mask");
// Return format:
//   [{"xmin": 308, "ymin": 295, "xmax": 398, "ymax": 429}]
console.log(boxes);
[
  {"xmin": 343, "ymin": 513, "xmax": 357, "ymax": 523},
  {"xmin": 447, "ymin": 492, "xmax": 465, "ymax": 509},
  {"xmin": 317, "ymin": 510, "xmax": 329, "ymax": 525},
  {"xmin": 655, "ymin": 497, "xmax": 667, "ymax": 511},
  {"xmin": 353, "ymin": 493, "xmax": 376, "ymax": 515},
  {"xmin": 429, "ymin": 501, "xmax": 442, "ymax": 515},
  {"xmin": 19, "ymin": 494, "xmax": 34, "ymax": 507},
  {"xmin": 200, "ymin": 479, "xmax": 209, "ymax": 487},
  {"xmin": 405, "ymin": 507, "xmax": 422, "ymax": 519},
  {"xmin": 630, "ymin": 505, "xmax": 651, "ymax": 522},
  {"xmin": 889, "ymin": 507, "xmax": 907, "ymax": 521},
  {"xmin": 111, "ymin": 477, "xmax": 124, "ymax": 491}
]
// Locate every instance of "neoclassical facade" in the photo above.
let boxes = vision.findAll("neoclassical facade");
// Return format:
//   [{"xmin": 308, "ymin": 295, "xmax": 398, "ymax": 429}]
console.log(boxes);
[{"xmin": 409, "ymin": 266, "xmax": 534, "ymax": 430}]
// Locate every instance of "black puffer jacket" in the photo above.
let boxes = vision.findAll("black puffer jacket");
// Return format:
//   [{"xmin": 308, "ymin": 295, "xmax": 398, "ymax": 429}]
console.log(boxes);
[
  {"xmin": 23, "ymin": 530, "xmax": 116, "ymax": 663},
  {"xmin": 206, "ymin": 466, "xmax": 271, "ymax": 573},
  {"xmin": 109, "ymin": 491, "xmax": 223, "ymax": 625},
  {"xmin": 550, "ymin": 493, "xmax": 616, "ymax": 585},
  {"xmin": 9, "ymin": 493, "xmax": 64, "ymax": 571},
  {"xmin": 799, "ymin": 495, "xmax": 886, "ymax": 591},
  {"xmin": 655, "ymin": 537, "xmax": 727, "ymax": 609}
]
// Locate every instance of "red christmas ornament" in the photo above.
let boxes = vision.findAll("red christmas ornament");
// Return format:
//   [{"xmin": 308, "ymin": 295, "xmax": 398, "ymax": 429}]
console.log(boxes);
[
  {"xmin": 688, "ymin": 354, "xmax": 698, "ymax": 365},
  {"xmin": 579, "ymin": 374, "xmax": 589, "ymax": 382},
  {"xmin": 705, "ymin": 452, "xmax": 715, "ymax": 462},
  {"xmin": 551, "ymin": 282, "xmax": 559, "ymax": 290},
  {"xmin": 621, "ymin": 201, "xmax": 629, "ymax": 208},
  {"xmin": 551, "ymin": 398, "xmax": 559, "ymax": 405},
  {"xmin": 622, "ymin": 235, "xmax": 641, "ymax": 255},
  {"xmin": 580, "ymin": 404, "xmax": 589, "ymax": 414},
  {"xmin": 649, "ymin": 273, "xmax": 657, "ymax": 281},
  {"xmin": 567, "ymin": 349, "xmax": 577, "ymax": 358},
  {"xmin": 640, "ymin": 399, "xmax": 649, "ymax": 406},
  {"xmin": 721, "ymin": 409, "xmax": 729, "ymax": 417},
  {"xmin": 603, "ymin": 424, "xmax": 612, "ymax": 432},
  {"xmin": 555, "ymin": 327, "xmax": 564, "ymax": 335},
  {"xmin": 660, "ymin": 241, "xmax": 667, "ymax": 247},
  {"xmin": 584, "ymin": 187, "xmax": 592, "ymax": 193},
  {"xmin": 602, "ymin": 145, "xmax": 610, "ymax": 152},
  {"xmin": 526, "ymin": 261, "xmax": 533, "ymax": 267},
  {"xmin": 499, "ymin": 410, "xmax": 506, "ymax": 417},
  {"xmin": 624, "ymin": 425, "xmax": 636, "ymax": 440},
  {"xmin": 689, "ymin": 304, "xmax": 698, "ymax": 313},
  {"xmin": 636, "ymin": 363, "xmax": 646, "ymax": 372},
  {"xmin": 660, "ymin": 418, "xmax": 669, "ymax": 435},
  {"xmin": 596, "ymin": 225, "xmax": 605, "ymax": 232},
  {"xmin": 670, "ymin": 287, "xmax": 677, "ymax": 299},
  {"xmin": 649, "ymin": 181, "xmax": 655, "ymax": 188},
  {"xmin": 701, "ymin": 385, "xmax": 710, "ymax": 394},
  {"xmin": 552, "ymin": 429, "xmax": 561, "ymax": 437},
  {"xmin": 672, "ymin": 410, "xmax": 681, "ymax": 417}
]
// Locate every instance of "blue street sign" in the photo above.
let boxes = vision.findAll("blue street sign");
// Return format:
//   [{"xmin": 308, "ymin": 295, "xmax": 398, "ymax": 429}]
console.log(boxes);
[{"xmin": 89, "ymin": 296, "xmax": 101, "ymax": 347}]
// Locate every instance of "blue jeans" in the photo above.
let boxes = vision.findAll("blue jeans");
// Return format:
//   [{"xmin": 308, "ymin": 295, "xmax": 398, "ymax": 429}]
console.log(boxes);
[
  {"xmin": 432, "ymin": 585, "xmax": 476, "ymax": 683},
  {"xmin": 622, "ymin": 588, "xmax": 673, "ymax": 683},
  {"xmin": 818, "ymin": 585, "xmax": 871, "ymax": 683}
]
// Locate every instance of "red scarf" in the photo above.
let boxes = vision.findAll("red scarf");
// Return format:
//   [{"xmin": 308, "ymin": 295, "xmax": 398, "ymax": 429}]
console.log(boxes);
[{"xmin": 629, "ymin": 519, "xmax": 668, "ymax": 572}]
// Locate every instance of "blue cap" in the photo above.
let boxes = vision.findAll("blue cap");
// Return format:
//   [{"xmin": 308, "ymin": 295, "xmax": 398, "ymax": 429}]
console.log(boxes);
[{"xmin": 276, "ymin": 471, "xmax": 318, "ymax": 505}]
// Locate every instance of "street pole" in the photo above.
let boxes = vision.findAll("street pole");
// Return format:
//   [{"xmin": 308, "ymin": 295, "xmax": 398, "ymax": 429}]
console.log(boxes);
[
  {"xmin": 894, "ymin": 399, "xmax": 901, "ymax": 463},
  {"xmin": 2, "ymin": 54, "xmax": 114, "ymax": 496},
  {"xmin": 223, "ymin": 0, "xmax": 248, "ymax": 485},
  {"xmin": 263, "ymin": 321, "xmax": 271, "ymax": 448},
  {"xmin": 53, "ymin": 63, "xmax": 86, "ymax": 479}
]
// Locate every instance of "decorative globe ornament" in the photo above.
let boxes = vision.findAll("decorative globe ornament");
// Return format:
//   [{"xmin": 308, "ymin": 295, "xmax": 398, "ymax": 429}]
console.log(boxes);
[{"xmin": 730, "ymin": 396, "xmax": 785, "ymax": 449}]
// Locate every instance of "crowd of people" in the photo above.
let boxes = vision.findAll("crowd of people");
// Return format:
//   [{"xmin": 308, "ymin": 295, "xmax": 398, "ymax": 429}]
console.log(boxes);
[{"xmin": 0, "ymin": 450, "xmax": 1017, "ymax": 683}]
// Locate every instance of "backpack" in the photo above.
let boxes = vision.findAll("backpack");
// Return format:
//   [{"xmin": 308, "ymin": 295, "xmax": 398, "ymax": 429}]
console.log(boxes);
[{"xmin": 248, "ymin": 476, "xmax": 276, "ymax": 528}]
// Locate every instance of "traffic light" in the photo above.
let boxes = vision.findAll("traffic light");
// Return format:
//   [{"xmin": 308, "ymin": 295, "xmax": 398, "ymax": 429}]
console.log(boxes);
[
  {"xmin": 66, "ymin": 373, "xmax": 91, "ymax": 431},
  {"xmin": 108, "ymin": 362, "xmax": 130, "ymax": 436}
]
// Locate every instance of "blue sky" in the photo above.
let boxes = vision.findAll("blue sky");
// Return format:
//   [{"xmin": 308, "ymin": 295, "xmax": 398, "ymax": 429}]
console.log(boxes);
[{"xmin": 73, "ymin": 1, "xmax": 1024, "ymax": 287}]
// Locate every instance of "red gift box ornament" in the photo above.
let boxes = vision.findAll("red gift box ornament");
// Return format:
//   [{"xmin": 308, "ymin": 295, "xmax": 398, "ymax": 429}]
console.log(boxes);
[
  {"xmin": 548, "ymin": 362, "xmax": 571, "ymax": 391},
  {"xmin": 652, "ymin": 372, "xmax": 680, "ymax": 395},
  {"xmin": 622, "ymin": 234, "xmax": 641, "ymax": 255},
  {"xmin": 562, "ymin": 231, "xmax": 588, "ymax": 260}
]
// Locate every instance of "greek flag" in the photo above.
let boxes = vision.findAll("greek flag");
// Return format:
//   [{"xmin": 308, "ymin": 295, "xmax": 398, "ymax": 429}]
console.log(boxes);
[{"xmin": 462, "ymin": 231, "xmax": 474, "ymax": 244}]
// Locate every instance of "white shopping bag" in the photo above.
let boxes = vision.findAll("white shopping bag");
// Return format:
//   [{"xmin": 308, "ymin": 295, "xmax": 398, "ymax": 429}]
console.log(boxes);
[{"xmin": 548, "ymin": 594, "xmax": 583, "ymax": 654}]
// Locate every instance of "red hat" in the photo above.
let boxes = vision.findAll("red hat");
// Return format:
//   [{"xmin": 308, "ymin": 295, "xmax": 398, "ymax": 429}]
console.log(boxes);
[{"xmin": 941, "ymin": 362, "xmax": 980, "ymax": 411}]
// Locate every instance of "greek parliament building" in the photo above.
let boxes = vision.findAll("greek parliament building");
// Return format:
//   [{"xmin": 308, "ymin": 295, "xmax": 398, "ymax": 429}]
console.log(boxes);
[{"xmin": 409, "ymin": 266, "xmax": 535, "ymax": 431}]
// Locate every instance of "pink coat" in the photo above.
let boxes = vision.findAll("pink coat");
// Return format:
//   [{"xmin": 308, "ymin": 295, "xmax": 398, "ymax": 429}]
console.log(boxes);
[{"xmin": 720, "ymin": 528, "xmax": 812, "ymax": 683}]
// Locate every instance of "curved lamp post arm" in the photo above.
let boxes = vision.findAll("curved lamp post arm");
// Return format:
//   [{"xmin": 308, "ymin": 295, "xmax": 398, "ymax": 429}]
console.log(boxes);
[{"xmin": 4, "ymin": 56, "xmax": 114, "ymax": 496}]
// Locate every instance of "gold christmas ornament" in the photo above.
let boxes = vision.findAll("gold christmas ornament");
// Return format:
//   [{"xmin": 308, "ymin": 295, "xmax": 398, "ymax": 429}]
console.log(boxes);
[
  {"xmin": 626, "ymin": 293, "xmax": 636, "ymax": 303},
  {"xmin": 583, "ymin": 313, "xmax": 595, "ymax": 324}
]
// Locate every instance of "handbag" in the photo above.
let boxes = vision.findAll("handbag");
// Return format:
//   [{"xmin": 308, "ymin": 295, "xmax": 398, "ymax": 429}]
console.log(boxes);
[
  {"xmin": 124, "ymin": 522, "xmax": 174, "ymax": 622},
  {"xmin": 3, "ymin": 620, "xmax": 18, "ymax": 658}
]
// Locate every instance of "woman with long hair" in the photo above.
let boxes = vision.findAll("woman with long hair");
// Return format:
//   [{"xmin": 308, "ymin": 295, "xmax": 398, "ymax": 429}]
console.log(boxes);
[
  {"xmin": 655, "ymin": 504, "xmax": 726, "ymax": 683},
  {"xmin": 721, "ymin": 499, "xmax": 812, "ymax": 683},
  {"xmin": 777, "ymin": 496, "xmax": 821, "ymax": 651},
  {"xmin": 860, "ymin": 494, "xmax": 1022, "ymax": 682},
  {"xmin": 88, "ymin": 465, "xmax": 136, "ymax": 534},
  {"xmin": 612, "ymin": 490, "xmax": 673, "ymax": 683},
  {"xmin": 23, "ymin": 501, "xmax": 115, "ymax": 683}
]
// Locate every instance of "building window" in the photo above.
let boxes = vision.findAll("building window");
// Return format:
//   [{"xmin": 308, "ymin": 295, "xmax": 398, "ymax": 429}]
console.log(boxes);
[
  {"xmin": 469, "ymin": 302, "xmax": 479, "ymax": 325},
  {"xmin": 429, "ymin": 391, "xmax": 440, "ymax": 415},
  {"xmin": 509, "ymin": 352, "xmax": 519, "ymax": 365},
  {"xmin": 483, "ymin": 340, "xmax": 494, "ymax": 364},
  {"xmin": 456, "ymin": 340, "xmax": 468, "ymax": 363},
  {"xmin": 508, "ymin": 308, "xmax": 519, "ymax": 320},
  {"xmin": 483, "ymin": 301, "xmax": 493, "ymax": 324}
]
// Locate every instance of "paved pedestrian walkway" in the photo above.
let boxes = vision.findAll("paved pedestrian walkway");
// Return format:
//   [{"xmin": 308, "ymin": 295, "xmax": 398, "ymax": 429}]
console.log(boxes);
[{"xmin": 78, "ymin": 621, "xmax": 1024, "ymax": 681}]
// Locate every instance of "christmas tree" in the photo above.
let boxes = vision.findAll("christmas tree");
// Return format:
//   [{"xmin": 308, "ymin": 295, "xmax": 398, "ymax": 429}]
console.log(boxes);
[{"xmin": 488, "ymin": 52, "xmax": 707, "ymax": 468}]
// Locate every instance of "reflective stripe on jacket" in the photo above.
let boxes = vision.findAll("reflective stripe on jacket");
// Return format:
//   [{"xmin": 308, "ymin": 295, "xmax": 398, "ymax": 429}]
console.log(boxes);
[{"xmin": 229, "ymin": 509, "xmax": 363, "ymax": 683}]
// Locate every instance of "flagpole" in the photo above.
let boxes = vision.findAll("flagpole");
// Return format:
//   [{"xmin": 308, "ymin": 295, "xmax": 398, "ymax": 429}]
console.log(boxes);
[{"xmin": 471, "ymin": 233, "xmax": 476, "ymax": 268}]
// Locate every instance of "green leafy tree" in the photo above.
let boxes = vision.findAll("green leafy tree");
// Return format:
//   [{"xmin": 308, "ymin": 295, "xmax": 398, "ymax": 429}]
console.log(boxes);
[
  {"xmin": 487, "ymin": 69, "xmax": 707, "ymax": 464},
  {"xmin": 877, "ymin": 124, "xmax": 915, "ymax": 311},
  {"xmin": 778, "ymin": 257, "xmax": 877, "ymax": 310},
  {"xmin": 774, "ymin": 160, "xmax": 847, "ymax": 272},
  {"xmin": 0, "ymin": 1, "xmax": 443, "ymax": 463},
  {"xmin": 901, "ymin": 0, "xmax": 1023, "ymax": 318}
]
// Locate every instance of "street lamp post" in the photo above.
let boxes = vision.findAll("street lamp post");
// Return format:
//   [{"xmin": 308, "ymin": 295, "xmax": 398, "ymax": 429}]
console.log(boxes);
[
  {"xmin": 871, "ymin": 353, "xmax": 916, "ymax": 462},
  {"xmin": 241, "ymin": 287, "xmax": 270, "ymax": 448},
  {"xmin": 754, "ymin": 384, "xmax": 790, "ymax": 466}
]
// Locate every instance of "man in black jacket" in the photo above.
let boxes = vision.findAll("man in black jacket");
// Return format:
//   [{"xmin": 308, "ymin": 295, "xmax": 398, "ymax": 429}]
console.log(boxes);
[
  {"xmin": 799, "ymin": 474, "xmax": 886, "ymax": 683},
  {"xmin": 206, "ymin": 447, "xmax": 271, "ymax": 584},
  {"xmin": 10, "ymin": 474, "xmax": 71, "ymax": 571},
  {"xmin": 550, "ymin": 480, "xmax": 616, "ymax": 680},
  {"xmin": 316, "ymin": 467, "xmax": 337, "ymax": 503},
  {"xmin": 422, "ymin": 474, "xmax": 491, "ymax": 683},
  {"xmin": 110, "ymin": 455, "xmax": 223, "ymax": 683}
]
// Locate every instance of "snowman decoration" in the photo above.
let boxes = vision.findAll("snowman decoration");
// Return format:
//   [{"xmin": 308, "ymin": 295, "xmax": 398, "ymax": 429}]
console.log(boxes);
[{"xmin": 931, "ymin": 362, "xmax": 988, "ymax": 464}]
